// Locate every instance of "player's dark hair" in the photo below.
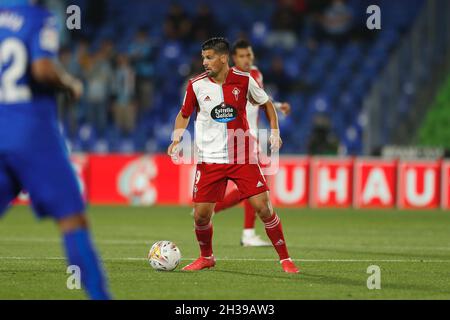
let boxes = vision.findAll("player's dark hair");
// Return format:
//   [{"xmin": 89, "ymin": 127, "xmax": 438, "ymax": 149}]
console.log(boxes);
[
  {"xmin": 201, "ymin": 37, "xmax": 230, "ymax": 55},
  {"xmin": 231, "ymin": 39, "xmax": 251, "ymax": 55}
]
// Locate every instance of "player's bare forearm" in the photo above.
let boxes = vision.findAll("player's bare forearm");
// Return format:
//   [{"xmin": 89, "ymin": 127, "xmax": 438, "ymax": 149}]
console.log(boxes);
[
  {"xmin": 172, "ymin": 111, "xmax": 190, "ymax": 142},
  {"xmin": 32, "ymin": 59, "xmax": 83, "ymax": 100},
  {"xmin": 262, "ymin": 100, "xmax": 283, "ymax": 150},
  {"xmin": 262, "ymin": 100, "xmax": 280, "ymax": 133},
  {"xmin": 168, "ymin": 111, "xmax": 190, "ymax": 157}
]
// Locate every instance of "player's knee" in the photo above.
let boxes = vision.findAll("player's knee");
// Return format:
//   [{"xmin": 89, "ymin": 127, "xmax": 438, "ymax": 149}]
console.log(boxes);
[
  {"xmin": 194, "ymin": 209, "xmax": 213, "ymax": 225},
  {"xmin": 255, "ymin": 205, "xmax": 272, "ymax": 220},
  {"xmin": 58, "ymin": 213, "xmax": 88, "ymax": 233},
  {"xmin": 195, "ymin": 216, "xmax": 210, "ymax": 226},
  {"xmin": 194, "ymin": 213, "xmax": 211, "ymax": 225}
]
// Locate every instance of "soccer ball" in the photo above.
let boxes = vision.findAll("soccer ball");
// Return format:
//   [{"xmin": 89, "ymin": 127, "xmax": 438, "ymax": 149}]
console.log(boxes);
[{"xmin": 148, "ymin": 240, "xmax": 181, "ymax": 271}]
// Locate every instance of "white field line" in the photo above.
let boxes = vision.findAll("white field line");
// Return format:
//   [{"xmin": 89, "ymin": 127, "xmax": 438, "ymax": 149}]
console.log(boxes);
[
  {"xmin": 0, "ymin": 237, "xmax": 152, "ymax": 245},
  {"xmin": 1, "ymin": 237, "xmax": 450, "ymax": 252},
  {"xmin": 1, "ymin": 256, "xmax": 450, "ymax": 263}
]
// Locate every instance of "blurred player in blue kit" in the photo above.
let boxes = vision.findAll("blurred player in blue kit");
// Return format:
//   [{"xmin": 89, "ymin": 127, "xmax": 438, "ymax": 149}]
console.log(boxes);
[{"xmin": 0, "ymin": 0, "xmax": 111, "ymax": 300}]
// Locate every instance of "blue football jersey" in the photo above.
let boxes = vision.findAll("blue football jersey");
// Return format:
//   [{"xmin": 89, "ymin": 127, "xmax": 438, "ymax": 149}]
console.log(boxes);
[
  {"xmin": 0, "ymin": 4, "xmax": 85, "ymax": 220},
  {"xmin": 0, "ymin": 4, "xmax": 61, "ymax": 152}
]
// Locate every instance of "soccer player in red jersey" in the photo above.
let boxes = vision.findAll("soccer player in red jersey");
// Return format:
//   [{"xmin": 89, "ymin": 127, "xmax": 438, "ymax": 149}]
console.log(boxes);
[
  {"xmin": 167, "ymin": 38, "xmax": 299, "ymax": 273},
  {"xmin": 214, "ymin": 39, "xmax": 292, "ymax": 247}
]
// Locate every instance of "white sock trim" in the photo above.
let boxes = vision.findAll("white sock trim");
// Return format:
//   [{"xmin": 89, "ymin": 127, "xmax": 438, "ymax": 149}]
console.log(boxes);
[{"xmin": 264, "ymin": 214, "xmax": 280, "ymax": 229}]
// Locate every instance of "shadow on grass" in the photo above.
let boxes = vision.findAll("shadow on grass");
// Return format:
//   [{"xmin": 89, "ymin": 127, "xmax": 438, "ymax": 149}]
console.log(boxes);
[
  {"xmin": 304, "ymin": 246, "xmax": 450, "ymax": 260},
  {"xmin": 180, "ymin": 268, "xmax": 450, "ymax": 297},
  {"xmin": 106, "ymin": 259, "xmax": 450, "ymax": 297},
  {"xmin": 210, "ymin": 268, "xmax": 305, "ymax": 282},
  {"xmin": 305, "ymin": 272, "xmax": 450, "ymax": 296}
]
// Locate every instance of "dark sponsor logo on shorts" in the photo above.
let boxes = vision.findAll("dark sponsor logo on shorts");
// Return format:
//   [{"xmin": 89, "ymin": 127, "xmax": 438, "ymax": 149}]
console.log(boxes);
[{"xmin": 211, "ymin": 103, "xmax": 237, "ymax": 123}]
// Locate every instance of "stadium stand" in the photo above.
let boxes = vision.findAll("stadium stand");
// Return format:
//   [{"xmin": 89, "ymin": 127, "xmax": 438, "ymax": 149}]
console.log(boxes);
[{"xmin": 51, "ymin": 0, "xmax": 441, "ymax": 156}]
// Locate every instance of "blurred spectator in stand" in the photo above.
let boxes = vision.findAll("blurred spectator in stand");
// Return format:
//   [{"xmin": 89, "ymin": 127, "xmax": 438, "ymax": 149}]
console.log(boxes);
[
  {"xmin": 98, "ymin": 39, "xmax": 116, "ymax": 63},
  {"xmin": 264, "ymin": 56, "xmax": 292, "ymax": 98},
  {"xmin": 72, "ymin": 38, "xmax": 92, "ymax": 125},
  {"xmin": 190, "ymin": 4, "xmax": 219, "ymax": 43},
  {"xmin": 112, "ymin": 54, "xmax": 137, "ymax": 137},
  {"xmin": 313, "ymin": 0, "xmax": 355, "ymax": 47},
  {"xmin": 180, "ymin": 56, "xmax": 204, "ymax": 100},
  {"xmin": 164, "ymin": 3, "xmax": 192, "ymax": 42},
  {"xmin": 73, "ymin": 38, "xmax": 92, "ymax": 76},
  {"xmin": 85, "ymin": 42, "xmax": 113, "ymax": 138},
  {"xmin": 265, "ymin": 0, "xmax": 308, "ymax": 50},
  {"xmin": 57, "ymin": 47, "xmax": 78, "ymax": 138},
  {"xmin": 307, "ymin": 114, "xmax": 340, "ymax": 155},
  {"xmin": 43, "ymin": 0, "xmax": 69, "ymax": 46},
  {"xmin": 128, "ymin": 27, "xmax": 155, "ymax": 115}
]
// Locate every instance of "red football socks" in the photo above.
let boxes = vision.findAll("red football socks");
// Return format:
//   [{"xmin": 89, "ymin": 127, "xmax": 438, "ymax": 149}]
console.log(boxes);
[
  {"xmin": 262, "ymin": 212, "xmax": 290, "ymax": 261},
  {"xmin": 195, "ymin": 221, "xmax": 213, "ymax": 257}
]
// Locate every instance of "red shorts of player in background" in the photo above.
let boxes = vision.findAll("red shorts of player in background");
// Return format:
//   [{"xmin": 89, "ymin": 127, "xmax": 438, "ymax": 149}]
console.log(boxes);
[{"xmin": 193, "ymin": 163, "xmax": 269, "ymax": 203}]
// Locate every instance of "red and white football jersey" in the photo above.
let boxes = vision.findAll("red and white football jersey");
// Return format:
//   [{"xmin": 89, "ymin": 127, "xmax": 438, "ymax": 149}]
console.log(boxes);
[
  {"xmin": 181, "ymin": 69, "xmax": 269, "ymax": 164},
  {"xmin": 235, "ymin": 65, "xmax": 264, "ymax": 138}
]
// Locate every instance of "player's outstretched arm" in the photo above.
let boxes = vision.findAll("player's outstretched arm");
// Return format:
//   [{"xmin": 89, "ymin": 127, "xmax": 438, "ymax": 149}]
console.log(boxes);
[
  {"xmin": 262, "ymin": 100, "xmax": 283, "ymax": 151},
  {"xmin": 167, "ymin": 111, "xmax": 190, "ymax": 157},
  {"xmin": 31, "ymin": 59, "xmax": 83, "ymax": 100}
]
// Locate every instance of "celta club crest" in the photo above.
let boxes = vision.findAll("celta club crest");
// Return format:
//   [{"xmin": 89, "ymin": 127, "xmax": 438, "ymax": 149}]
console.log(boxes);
[{"xmin": 232, "ymin": 87, "xmax": 240, "ymax": 101}]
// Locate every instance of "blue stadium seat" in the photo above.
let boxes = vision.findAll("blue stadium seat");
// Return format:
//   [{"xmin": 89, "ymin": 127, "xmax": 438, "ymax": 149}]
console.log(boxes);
[
  {"xmin": 304, "ymin": 61, "xmax": 327, "ymax": 87},
  {"xmin": 67, "ymin": 0, "xmax": 425, "ymax": 155},
  {"xmin": 278, "ymin": 114, "xmax": 293, "ymax": 132},
  {"xmin": 77, "ymin": 125, "xmax": 98, "ymax": 152},
  {"xmin": 307, "ymin": 93, "xmax": 332, "ymax": 116},
  {"xmin": 341, "ymin": 125, "xmax": 363, "ymax": 155}
]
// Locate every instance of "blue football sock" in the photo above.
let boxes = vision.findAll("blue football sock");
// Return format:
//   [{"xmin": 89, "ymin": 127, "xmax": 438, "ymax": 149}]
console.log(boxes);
[{"xmin": 63, "ymin": 228, "xmax": 112, "ymax": 300}]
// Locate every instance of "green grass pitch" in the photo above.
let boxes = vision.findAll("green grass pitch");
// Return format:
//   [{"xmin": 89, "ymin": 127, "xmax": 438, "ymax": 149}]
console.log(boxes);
[{"xmin": 0, "ymin": 205, "xmax": 449, "ymax": 299}]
